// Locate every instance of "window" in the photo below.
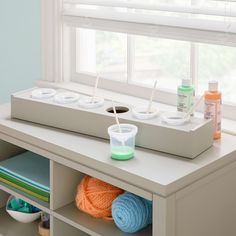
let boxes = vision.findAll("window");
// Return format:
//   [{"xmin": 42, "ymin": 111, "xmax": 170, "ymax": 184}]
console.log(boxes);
[
  {"xmin": 41, "ymin": 0, "xmax": 236, "ymax": 120},
  {"xmin": 75, "ymin": 29, "xmax": 190, "ymax": 91}
]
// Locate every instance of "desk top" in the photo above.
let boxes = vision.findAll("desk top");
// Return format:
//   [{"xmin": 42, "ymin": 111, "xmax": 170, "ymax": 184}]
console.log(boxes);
[{"xmin": 0, "ymin": 103, "xmax": 236, "ymax": 197}]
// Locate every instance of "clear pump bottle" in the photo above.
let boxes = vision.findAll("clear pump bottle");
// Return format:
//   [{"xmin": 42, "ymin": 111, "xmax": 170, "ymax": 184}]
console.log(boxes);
[{"xmin": 177, "ymin": 79, "xmax": 194, "ymax": 113}]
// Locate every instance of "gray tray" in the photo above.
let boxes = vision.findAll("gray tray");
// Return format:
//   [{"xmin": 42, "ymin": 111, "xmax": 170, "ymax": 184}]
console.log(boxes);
[{"xmin": 11, "ymin": 88, "xmax": 213, "ymax": 159}]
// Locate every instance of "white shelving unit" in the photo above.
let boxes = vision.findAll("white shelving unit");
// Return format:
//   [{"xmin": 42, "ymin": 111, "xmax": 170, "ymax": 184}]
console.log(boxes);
[{"xmin": 1, "ymin": 103, "xmax": 236, "ymax": 236}]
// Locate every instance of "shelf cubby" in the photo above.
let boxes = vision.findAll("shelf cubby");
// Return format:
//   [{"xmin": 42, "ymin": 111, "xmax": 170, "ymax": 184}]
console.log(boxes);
[
  {"xmin": 0, "ymin": 151, "xmax": 51, "ymax": 214},
  {"xmin": 52, "ymin": 217, "xmax": 89, "ymax": 236},
  {"xmin": 50, "ymin": 161, "xmax": 84, "ymax": 210},
  {"xmin": 51, "ymin": 160, "xmax": 152, "ymax": 236},
  {"xmin": 54, "ymin": 202, "xmax": 152, "ymax": 236},
  {"xmin": 0, "ymin": 207, "xmax": 40, "ymax": 236}
]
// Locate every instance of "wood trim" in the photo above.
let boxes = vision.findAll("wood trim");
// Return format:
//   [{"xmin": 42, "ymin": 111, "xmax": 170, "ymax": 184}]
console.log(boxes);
[{"xmin": 41, "ymin": 0, "xmax": 63, "ymax": 82}]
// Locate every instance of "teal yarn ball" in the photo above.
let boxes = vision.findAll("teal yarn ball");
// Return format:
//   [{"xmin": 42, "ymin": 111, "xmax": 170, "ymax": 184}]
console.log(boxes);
[{"xmin": 112, "ymin": 192, "xmax": 152, "ymax": 233}]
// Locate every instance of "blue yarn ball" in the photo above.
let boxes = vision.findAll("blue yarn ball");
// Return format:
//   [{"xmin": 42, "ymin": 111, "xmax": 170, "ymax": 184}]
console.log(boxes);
[{"xmin": 112, "ymin": 192, "xmax": 152, "ymax": 233}]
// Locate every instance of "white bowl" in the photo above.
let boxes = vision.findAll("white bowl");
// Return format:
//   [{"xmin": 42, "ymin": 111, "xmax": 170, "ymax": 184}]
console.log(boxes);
[
  {"xmin": 6, "ymin": 196, "xmax": 41, "ymax": 223},
  {"xmin": 161, "ymin": 111, "xmax": 190, "ymax": 126},
  {"xmin": 78, "ymin": 96, "xmax": 104, "ymax": 109},
  {"xmin": 31, "ymin": 88, "xmax": 56, "ymax": 100},
  {"xmin": 132, "ymin": 106, "xmax": 158, "ymax": 120},
  {"xmin": 54, "ymin": 92, "xmax": 80, "ymax": 104}
]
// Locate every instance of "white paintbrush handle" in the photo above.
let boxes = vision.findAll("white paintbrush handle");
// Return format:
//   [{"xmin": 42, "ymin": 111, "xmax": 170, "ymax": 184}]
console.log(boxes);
[
  {"xmin": 91, "ymin": 74, "xmax": 100, "ymax": 103},
  {"xmin": 112, "ymin": 101, "xmax": 125, "ymax": 146},
  {"xmin": 147, "ymin": 80, "xmax": 158, "ymax": 114},
  {"xmin": 185, "ymin": 95, "xmax": 204, "ymax": 118},
  {"xmin": 112, "ymin": 102, "xmax": 121, "ymax": 131}
]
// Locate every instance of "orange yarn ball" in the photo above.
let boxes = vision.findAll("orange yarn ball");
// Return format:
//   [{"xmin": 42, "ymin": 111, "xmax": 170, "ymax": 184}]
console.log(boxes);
[{"xmin": 75, "ymin": 176, "xmax": 124, "ymax": 220}]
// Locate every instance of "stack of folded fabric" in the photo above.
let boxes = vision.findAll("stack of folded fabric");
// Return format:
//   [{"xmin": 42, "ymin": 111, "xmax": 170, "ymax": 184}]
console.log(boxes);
[{"xmin": 0, "ymin": 152, "xmax": 50, "ymax": 202}]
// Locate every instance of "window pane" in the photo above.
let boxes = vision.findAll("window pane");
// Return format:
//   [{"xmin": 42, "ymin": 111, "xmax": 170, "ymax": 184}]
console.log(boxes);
[
  {"xmin": 198, "ymin": 44, "xmax": 236, "ymax": 104},
  {"xmin": 76, "ymin": 29, "xmax": 127, "ymax": 81},
  {"xmin": 132, "ymin": 36, "xmax": 190, "ymax": 90},
  {"xmin": 75, "ymin": 28, "xmax": 236, "ymax": 106}
]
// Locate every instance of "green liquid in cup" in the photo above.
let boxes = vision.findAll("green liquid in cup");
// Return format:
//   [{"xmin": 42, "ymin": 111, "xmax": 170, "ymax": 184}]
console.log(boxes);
[{"xmin": 111, "ymin": 146, "xmax": 134, "ymax": 160}]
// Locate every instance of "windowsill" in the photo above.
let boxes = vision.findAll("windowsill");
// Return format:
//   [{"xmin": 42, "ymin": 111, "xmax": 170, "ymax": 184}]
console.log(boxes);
[{"xmin": 36, "ymin": 80, "xmax": 236, "ymax": 136}]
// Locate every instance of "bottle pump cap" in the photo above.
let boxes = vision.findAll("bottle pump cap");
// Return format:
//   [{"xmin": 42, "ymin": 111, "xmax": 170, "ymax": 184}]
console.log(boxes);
[
  {"xmin": 208, "ymin": 81, "xmax": 218, "ymax": 92},
  {"xmin": 182, "ymin": 79, "xmax": 191, "ymax": 86}
]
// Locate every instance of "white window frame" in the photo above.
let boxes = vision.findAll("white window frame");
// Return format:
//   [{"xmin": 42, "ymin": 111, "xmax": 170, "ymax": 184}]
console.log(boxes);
[{"xmin": 40, "ymin": 0, "xmax": 236, "ymax": 121}]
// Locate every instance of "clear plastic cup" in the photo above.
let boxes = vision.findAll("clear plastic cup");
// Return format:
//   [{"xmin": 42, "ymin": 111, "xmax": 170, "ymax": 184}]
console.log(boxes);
[{"xmin": 108, "ymin": 124, "xmax": 138, "ymax": 161}]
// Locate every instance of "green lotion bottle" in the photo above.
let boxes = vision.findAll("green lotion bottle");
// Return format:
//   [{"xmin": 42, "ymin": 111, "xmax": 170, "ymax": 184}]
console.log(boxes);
[{"xmin": 177, "ymin": 79, "xmax": 194, "ymax": 113}]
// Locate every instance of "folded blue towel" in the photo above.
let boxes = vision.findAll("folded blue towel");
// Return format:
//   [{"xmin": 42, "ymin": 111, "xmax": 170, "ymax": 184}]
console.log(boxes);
[{"xmin": 112, "ymin": 192, "xmax": 152, "ymax": 233}]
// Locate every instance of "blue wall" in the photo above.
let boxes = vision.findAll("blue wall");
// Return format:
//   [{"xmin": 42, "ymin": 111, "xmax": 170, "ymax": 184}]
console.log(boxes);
[{"xmin": 0, "ymin": 0, "xmax": 40, "ymax": 103}]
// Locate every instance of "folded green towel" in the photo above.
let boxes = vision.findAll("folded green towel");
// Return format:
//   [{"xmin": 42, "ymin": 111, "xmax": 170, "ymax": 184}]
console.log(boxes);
[
  {"xmin": 0, "ymin": 177, "xmax": 49, "ymax": 202},
  {"xmin": 0, "ymin": 171, "xmax": 49, "ymax": 198}
]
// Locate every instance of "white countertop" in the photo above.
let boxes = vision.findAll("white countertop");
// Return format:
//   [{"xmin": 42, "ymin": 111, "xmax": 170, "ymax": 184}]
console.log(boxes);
[{"xmin": 0, "ymin": 103, "xmax": 236, "ymax": 197}]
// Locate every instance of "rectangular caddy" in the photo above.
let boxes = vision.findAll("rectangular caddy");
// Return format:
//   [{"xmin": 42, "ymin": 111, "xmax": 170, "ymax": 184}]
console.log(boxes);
[{"xmin": 11, "ymin": 88, "xmax": 213, "ymax": 159}]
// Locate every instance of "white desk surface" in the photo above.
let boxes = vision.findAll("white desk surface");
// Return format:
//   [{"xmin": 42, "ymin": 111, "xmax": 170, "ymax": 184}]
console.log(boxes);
[{"xmin": 0, "ymin": 103, "xmax": 236, "ymax": 197}]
